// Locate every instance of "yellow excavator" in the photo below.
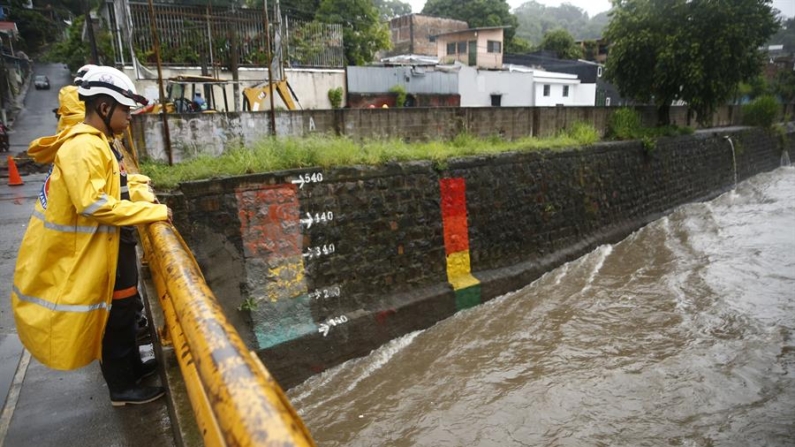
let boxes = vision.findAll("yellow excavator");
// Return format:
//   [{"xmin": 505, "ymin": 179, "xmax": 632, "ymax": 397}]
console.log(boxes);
[
  {"xmin": 242, "ymin": 79, "xmax": 301, "ymax": 111},
  {"xmin": 143, "ymin": 75, "xmax": 231, "ymax": 114}
]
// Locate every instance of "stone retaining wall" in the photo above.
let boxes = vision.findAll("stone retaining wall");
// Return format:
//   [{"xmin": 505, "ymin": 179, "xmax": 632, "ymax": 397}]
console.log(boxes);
[{"xmin": 164, "ymin": 126, "xmax": 793, "ymax": 389}]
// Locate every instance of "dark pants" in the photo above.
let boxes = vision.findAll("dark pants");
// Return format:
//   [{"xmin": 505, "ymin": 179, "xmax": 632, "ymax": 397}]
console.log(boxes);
[{"xmin": 102, "ymin": 241, "xmax": 140, "ymax": 362}]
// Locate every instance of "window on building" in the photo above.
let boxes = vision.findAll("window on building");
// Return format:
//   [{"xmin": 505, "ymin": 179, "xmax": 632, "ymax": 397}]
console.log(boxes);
[
  {"xmin": 543, "ymin": 85, "xmax": 550, "ymax": 97},
  {"xmin": 458, "ymin": 41, "xmax": 467, "ymax": 54},
  {"xmin": 429, "ymin": 36, "xmax": 436, "ymax": 43},
  {"xmin": 447, "ymin": 42, "xmax": 455, "ymax": 55},
  {"xmin": 491, "ymin": 94, "xmax": 502, "ymax": 106},
  {"xmin": 487, "ymin": 40, "xmax": 502, "ymax": 53},
  {"xmin": 563, "ymin": 86, "xmax": 569, "ymax": 97},
  {"xmin": 605, "ymin": 97, "xmax": 611, "ymax": 106},
  {"xmin": 597, "ymin": 66, "xmax": 603, "ymax": 77}
]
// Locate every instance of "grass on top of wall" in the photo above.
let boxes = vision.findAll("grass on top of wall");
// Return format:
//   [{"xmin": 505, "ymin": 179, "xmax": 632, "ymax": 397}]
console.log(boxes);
[{"xmin": 140, "ymin": 122, "xmax": 599, "ymax": 190}]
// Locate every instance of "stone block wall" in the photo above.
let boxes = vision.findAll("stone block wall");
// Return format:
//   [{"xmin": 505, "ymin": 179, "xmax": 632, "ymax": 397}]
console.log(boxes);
[{"xmin": 163, "ymin": 127, "xmax": 791, "ymax": 389}]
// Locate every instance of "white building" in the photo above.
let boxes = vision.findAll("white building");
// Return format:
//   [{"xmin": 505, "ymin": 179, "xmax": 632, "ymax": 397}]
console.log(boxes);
[{"xmin": 454, "ymin": 63, "xmax": 596, "ymax": 107}]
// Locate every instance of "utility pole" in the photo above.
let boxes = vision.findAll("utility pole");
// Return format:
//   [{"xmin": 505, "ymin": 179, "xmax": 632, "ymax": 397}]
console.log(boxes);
[
  {"xmin": 264, "ymin": 0, "xmax": 276, "ymax": 136},
  {"xmin": 146, "ymin": 0, "xmax": 173, "ymax": 165},
  {"xmin": 229, "ymin": 28, "xmax": 240, "ymax": 112},
  {"xmin": 84, "ymin": 0, "xmax": 99, "ymax": 63}
]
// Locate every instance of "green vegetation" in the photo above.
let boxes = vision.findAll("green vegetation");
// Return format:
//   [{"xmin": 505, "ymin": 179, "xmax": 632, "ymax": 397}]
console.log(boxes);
[
  {"xmin": 538, "ymin": 29, "xmax": 582, "ymax": 60},
  {"xmin": 423, "ymin": 0, "xmax": 520, "ymax": 51},
  {"xmin": 140, "ymin": 123, "xmax": 599, "ymax": 190},
  {"xmin": 389, "ymin": 85, "xmax": 406, "ymax": 108},
  {"xmin": 606, "ymin": 108, "xmax": 643, "ymax": 140},
  {"xmin": 604, "ymin": 0, "xmax": 779, "ymax": 125},
  {"xmin": 607, "ymin": 108, "xmax": 694, "ymax": 143},
  {"xmin": 327, "ymin": 87, "xmax": 343, "ymax": 109},
  {"xmin": 44, "ymin": 15, "xmax": 117, "ymax": 71},
  {"xmin": 742, "ymin": 95, "xmax": 780, "ymax": 128},
  {"xmin": 316, "ymin": 0, "xmax": 390, "ymax": 66},
  {"xmin": 514, "ymin": 1, "xmax": 609, "ymax": 46}
]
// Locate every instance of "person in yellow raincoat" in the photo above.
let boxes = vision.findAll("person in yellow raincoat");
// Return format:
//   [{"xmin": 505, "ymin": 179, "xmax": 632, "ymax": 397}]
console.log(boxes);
[
  {"xmin": 55, "ymin": 64, "xmax": 95, "ymax": 132},
  {"xmin": 11, "ymin": 66, "xmax": 171, "ymax": 406}
]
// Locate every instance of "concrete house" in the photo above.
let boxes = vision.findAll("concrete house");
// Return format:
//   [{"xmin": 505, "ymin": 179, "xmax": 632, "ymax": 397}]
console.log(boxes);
[
  {"xmin": 505, "ymin": 52, "xmax": 626, "ymax": 106},
  {"xmin": 385, "ymin": 14, "xmax": 468, "ymax": 58},
  {"xmin": 455, "ymin": 63, "xmax": 594, "ymax": 107},
  {"xmin": 436, "ymin": 26, "xmax": 507, "ymax": 69}
]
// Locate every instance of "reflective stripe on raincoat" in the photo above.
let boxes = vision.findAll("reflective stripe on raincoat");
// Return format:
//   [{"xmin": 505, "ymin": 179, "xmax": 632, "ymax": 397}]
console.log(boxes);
[
  {"xmin": 56, "ymin": 85, "xmax": 84, "ymax": 132},
  {"xmin": 11, "ymin": 123, "xmax": 168, "ymax": 370}
]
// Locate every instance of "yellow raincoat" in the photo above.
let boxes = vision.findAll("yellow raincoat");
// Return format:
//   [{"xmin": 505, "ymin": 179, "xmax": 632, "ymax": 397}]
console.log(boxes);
[
  {"xmin": 11, "ymin": 123, "xmax": 167, "ymax": 370},
  {"xmin": 56, "ymin": 85, "xmax": 84, "ymax": 132}
]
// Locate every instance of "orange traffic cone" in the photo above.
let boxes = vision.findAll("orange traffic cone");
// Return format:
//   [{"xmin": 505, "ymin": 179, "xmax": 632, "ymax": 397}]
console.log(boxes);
[{"xmin": 7, "ymin": 156, "xmax": 23, "ymax": 186}]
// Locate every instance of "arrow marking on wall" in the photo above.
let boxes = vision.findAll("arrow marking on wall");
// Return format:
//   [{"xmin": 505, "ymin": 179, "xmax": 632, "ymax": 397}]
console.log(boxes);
[{"xmin": 300, "ymin": 213, "xmax": 314, "ymax": 228}]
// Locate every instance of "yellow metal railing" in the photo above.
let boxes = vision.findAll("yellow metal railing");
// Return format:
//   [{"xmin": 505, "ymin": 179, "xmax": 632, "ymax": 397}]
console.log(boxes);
[{"xmin": 140, "ymin": 222, "xmax": 315, "ymax": 446}]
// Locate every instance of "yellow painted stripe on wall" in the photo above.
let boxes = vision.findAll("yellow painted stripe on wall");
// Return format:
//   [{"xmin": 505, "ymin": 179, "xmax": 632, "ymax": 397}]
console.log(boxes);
[
  {"xmin": 446, "ymin": 251, "xmax": 480, "ymax": 291},
  {"xmin": 264, "ymin": 257, "xmax": 307, "ymax": 303}
]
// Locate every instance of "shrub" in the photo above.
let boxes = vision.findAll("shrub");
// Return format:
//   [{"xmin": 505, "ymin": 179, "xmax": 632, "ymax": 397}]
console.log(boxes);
[
  {"xmin": 565, "ymin": 121, "xmax": 599, "ymax": 145},
  {"xmin": 389, "ymin": 85, "xmax": 407, "ymax": 108},
  {"xmin": 742, "ymin": 95, "xmax": 779, "ymax": 128},
  {"xmin": 607, "ymin": 108, "xmax": 642, "ymax": 140},
  {"xmin": 328, "ymin": 87, "xmax": 343, "ymax": 109}
]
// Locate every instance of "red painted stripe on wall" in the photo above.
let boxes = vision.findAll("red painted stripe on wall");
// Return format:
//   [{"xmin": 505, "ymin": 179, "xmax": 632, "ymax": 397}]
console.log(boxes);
[
  {"xmin": 236, "ymin": 184, "xmax": 302, "ymax": 258},
  {"xmin": 440, "ymin": 178, "xmax": 469, "ymax": 255}
]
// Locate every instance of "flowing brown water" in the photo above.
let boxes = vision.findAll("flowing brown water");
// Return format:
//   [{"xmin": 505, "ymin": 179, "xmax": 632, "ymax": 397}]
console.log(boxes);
[{"xmin": 288, "ymin": 167, "xmax": 795, "ymax": 447}]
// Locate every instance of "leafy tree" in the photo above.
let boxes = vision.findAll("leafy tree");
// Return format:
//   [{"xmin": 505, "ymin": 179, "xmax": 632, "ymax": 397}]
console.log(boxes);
[
  {"xmin": 538, "ymin": 28, "xmax": 582, "ymax": 59},
  {"xmin": 8, "ymin": 7, "xmax": 59, "ymax": 53},
  {"xmin": 769, "ymin": 17, "xmax": 795, "ymax": 52},
  {"xmin": 373, "ymin": 0, "xmax": 411, "ymax": 20},
  {"xmin": 771, "ymin": 69, "xmax": 795, "ymax": 104},
  {"xmin": 506, "ymin": 36, "xmax": 532, "ymax": 54},
  {"xmin": 422, "ymin": 0, "xmax": 519, "ymax": 46},
  {"xmin": 279, "ymin": 0, "xmax": 322, "ymax": 22},
  {"xmin": 513, "ymin": 1, "xmax": 609, "ymax": 45},
  {"xmin": 46, "ymin": 15, "xmax": 115, "ymax": 72},
  {"xmin": 315, "ymin": 0, "xmax": 390, "ymax": 65},
  {"xmin": 604, "ymin": 0, "xmax": 780, "ymax": 125}
]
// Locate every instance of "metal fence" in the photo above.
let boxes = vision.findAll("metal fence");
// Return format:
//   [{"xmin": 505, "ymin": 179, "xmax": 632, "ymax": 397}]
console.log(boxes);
[{"xmin": 126, "ymin": 1, "xmax": 343, "ymax": 68}]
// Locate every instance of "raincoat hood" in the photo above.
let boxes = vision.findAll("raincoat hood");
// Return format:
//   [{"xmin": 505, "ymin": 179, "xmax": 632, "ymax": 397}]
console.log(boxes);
[
  {"xmin": 56, "ymin": 85, "xmax": 85, "ymax": 133},
  {"xmin": 28, "ymin": 123, "xmax": 100, "ymax": 164}
]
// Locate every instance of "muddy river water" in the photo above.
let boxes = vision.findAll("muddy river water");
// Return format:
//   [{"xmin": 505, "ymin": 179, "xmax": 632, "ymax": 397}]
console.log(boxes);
[{"xmin": 289, "ymin": 166, "xmax": 795, "ymax": 447}]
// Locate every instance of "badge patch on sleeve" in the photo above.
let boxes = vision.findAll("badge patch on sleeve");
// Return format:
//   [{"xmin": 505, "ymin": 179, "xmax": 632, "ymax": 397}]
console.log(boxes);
[{"xmin": 38, "ymin": 166, "xmax": 52, "ymax": 210}]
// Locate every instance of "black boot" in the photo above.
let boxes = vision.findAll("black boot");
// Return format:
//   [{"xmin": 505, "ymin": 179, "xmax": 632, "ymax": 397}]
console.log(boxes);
[
  {"xmin": 100, "ymin": 357, "xmax": 165, "ymax": 407},
  {"xmin": 132, "ymin": 355, "xmax": 158, "ymax": 384},
  {"xmin": 136, "ymin": 314, "xmax": 152, "ymax": 343}
]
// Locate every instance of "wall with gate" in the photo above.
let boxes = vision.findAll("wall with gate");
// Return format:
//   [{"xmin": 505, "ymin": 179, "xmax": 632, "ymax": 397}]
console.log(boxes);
[{"xmin": 161, "ymin": 126, "xmax": 793, "ymax": 389}]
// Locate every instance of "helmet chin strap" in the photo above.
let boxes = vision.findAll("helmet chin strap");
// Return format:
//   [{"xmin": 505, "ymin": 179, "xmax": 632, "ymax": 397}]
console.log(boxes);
[{"xmin": 95, "ymin": 101, "xmax": 118, "ymax": 136}]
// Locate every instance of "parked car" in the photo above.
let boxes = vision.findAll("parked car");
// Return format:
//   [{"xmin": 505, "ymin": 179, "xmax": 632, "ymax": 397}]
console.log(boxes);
[{"xmin": 34, "ymin": 75, "xmax": 50, "ymax": 90}]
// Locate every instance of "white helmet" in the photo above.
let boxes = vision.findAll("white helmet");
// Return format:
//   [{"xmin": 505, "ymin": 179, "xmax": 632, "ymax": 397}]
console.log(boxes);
[
  {"xmin": 77, "ymin": 66, "xmax": 147, "ymax": 107},
  {"xmin": 74, "ymin": 64, "xmax": 97, "ymax": 85}
]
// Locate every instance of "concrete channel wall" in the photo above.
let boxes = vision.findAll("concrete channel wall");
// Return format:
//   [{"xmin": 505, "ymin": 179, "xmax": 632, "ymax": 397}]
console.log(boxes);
[{"xmin": 162, "ymin": 127, "xmax": 793, "ymax": 389}]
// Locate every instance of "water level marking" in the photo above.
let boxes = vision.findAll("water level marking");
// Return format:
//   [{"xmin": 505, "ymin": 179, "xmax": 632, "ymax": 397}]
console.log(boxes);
[
  {"xmin": 302, "ymin": 243, "xmax": 336, "ymax": 260},
  {"xmin": 300, "ymin": 211, "xmax": 334, "ymax": 229},
  {"xmin": 308, "ymin": 286, "xmax": 342, "ymax": 300},
  {"xmin": 318, "ymin": 315, "xmax": 349, "ymax": 337},
  {"xmin": 291, "ymin": 172, "xmax": 324, "ymax": 189}
]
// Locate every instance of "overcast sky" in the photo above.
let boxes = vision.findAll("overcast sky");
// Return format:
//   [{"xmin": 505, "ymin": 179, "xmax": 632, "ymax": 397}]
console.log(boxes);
[{"xmin": 405, "ymin": 0, "xmax": 795, "ymax": 20}]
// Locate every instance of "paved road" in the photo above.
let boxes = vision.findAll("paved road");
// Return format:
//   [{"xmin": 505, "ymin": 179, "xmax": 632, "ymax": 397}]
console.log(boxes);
[{"xmin": 0, "ymin": 63, "xmax": 176, "ymax": 447}]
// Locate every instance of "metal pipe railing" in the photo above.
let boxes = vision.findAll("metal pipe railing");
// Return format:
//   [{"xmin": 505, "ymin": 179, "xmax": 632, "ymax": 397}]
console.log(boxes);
[{"xmin": 141, "ymin": 220, "xmax": 315, "ymax": 446}]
